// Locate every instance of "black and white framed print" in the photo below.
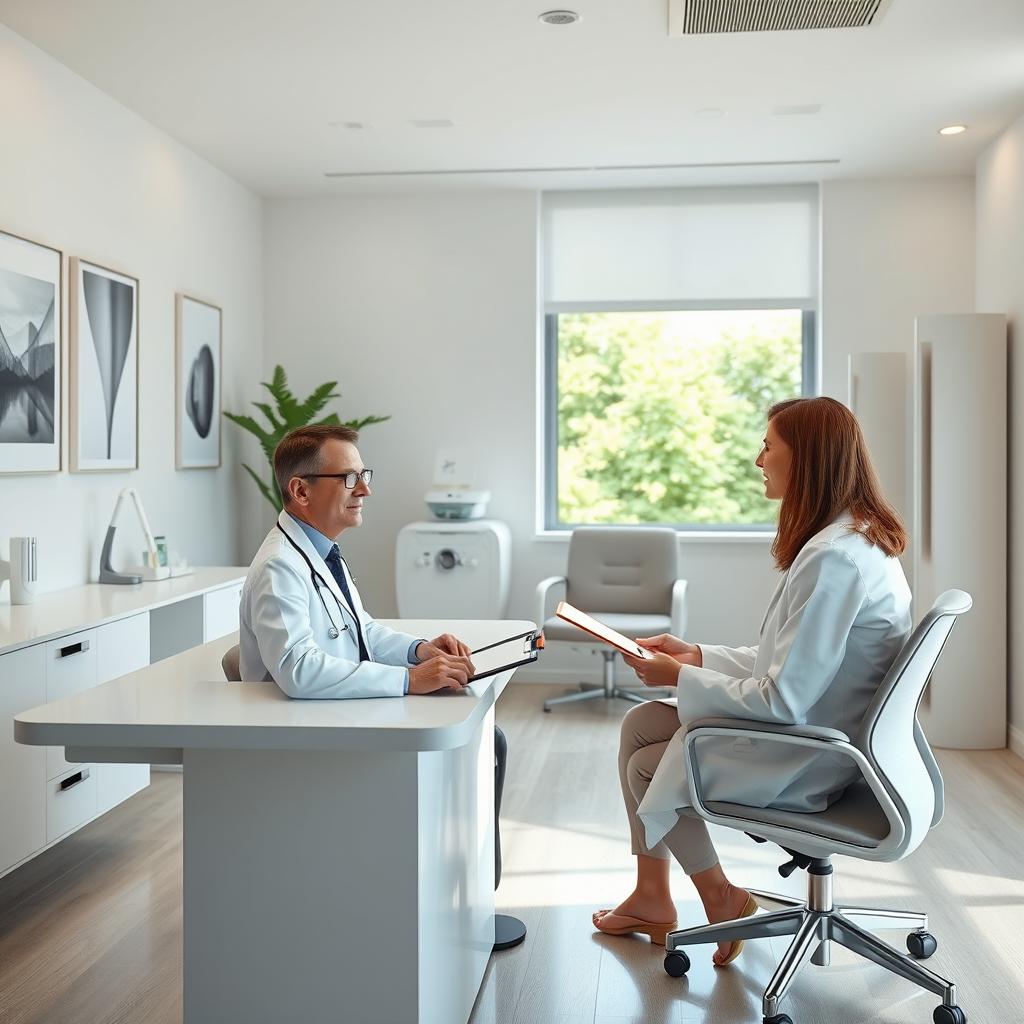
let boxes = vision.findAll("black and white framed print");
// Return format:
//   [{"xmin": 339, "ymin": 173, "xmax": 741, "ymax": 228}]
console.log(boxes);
[
  {"xmin": 70, "ymin": 257, "xmax": 138, "ymax": 472},
  {"xmin": 0, "ymin": 229, "xmax": 62, "ymax": 474},
  {"xmin": 175, "ymin": 294, "xmax": 221, "ymax": 469}
]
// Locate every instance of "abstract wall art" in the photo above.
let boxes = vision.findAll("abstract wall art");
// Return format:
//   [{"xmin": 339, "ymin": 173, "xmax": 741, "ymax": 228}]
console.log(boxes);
[
  {"xmin": 70, "ymin": 258, "xmax": 138, "ymax": 472},
  {"xmin": 176, "ymin": 293, "xmax": 221, "ymax": 469},
  {"xmin": 0, "ymin": 230, "xmax": 62, "ymax": 474}
]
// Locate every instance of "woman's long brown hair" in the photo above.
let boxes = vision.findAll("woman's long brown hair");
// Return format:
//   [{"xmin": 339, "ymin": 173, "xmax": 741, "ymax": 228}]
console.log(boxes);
[{"xmin": 768, "ymin": 397, "xmax": 907, "ymax": 570}]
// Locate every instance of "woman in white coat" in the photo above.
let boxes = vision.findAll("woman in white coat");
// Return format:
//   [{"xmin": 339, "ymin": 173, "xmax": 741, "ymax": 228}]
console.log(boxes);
[{"xmin": 593, "ymin": 397, "xmax": 912, "ymax": 966}]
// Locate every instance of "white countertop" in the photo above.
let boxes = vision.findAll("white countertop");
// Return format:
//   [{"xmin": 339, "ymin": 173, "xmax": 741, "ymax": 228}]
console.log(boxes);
[
  {"xmin": 14, "ymin": 619, "xmax": 535, "ymax": 754},
  {"xmin": 0, "ymin": 567, "xmax": 249, "ymax": 656}
]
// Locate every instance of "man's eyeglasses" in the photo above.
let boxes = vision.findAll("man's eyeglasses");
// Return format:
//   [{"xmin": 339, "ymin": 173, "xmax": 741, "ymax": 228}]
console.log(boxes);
[{"xmin": 304, "ymin": 469, "xmax": 374, "ymax": 489}]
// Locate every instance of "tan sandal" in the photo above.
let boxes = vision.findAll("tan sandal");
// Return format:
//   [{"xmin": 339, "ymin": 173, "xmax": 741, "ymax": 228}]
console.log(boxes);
[
  {"xmin": 593, "ymin": 909, "xmax": 678, "ymax": 946},
  {"xmin": 713, "ymin": 893, "xmax": 759, "ymax": 967}
]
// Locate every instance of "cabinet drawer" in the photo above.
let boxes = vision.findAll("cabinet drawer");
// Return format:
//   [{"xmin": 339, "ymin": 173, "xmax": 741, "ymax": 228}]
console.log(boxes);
[
  {"xmin": 46, "ymin": 765, "xmax": 97, "ymax": 843},
  {"xmin": 204, "ymin": 584, "xmax": 242, "ymax": 642},
  {"xmin": 0, "ymin": 645, "xmax": 46, "ymax": 874},
  {"xmin": 45, "ymin": 629, "xmax": 97, "ymax": 701},
  {"xmin": 97, "ymin": 762, "xmax": 150, "ymax": 815},
  {"xmin": 97, "ymin": 612, "xmax": 151, "ymax": 683}
]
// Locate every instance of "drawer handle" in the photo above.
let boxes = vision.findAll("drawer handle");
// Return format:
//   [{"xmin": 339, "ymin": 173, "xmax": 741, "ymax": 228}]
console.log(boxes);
[
  {"xmin": 58, "ymin": 639, "xmax": 91, "ymax": 659},
  {"xmin": 59, "ymin": 768, "xmax": 91, "ymax": 792}
]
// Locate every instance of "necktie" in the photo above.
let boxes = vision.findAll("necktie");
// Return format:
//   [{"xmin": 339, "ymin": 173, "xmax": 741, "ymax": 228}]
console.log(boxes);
[{"xmin": 324, "ymin": 546, "xmax": 370, "ymax": 662}]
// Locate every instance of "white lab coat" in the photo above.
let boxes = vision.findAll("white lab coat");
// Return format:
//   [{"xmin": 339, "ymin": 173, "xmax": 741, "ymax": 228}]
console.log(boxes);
[
  {"xmin": 239, "ymin": 511, "xmax": 420, "ymax": 698},
  {"xmin": 637, "ymin": 512, "xmax": 912, "ymax": 848}
]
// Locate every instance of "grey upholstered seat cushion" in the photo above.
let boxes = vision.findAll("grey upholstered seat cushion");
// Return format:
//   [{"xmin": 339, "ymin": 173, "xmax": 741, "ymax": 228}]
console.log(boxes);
[
  {"xmin": 706, "ymin": 780, "xmax": 891, "ymax": 849},
  {"xmin": 542, "ymin": 612, "xmax": 673, "ymax": 644}
]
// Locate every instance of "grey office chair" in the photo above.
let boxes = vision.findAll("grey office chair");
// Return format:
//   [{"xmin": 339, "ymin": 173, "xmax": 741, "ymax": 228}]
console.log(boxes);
[
  {"xmin": 537, "ymin": 527, "xmax": 688, "ymax": 711},
  {"xmin": 222, "ymin": 644, "xmax": 241, "ymax": 682},
  {"xmin": 662, "ymin": 589, "xmax": 972, "ymax": 1024}
]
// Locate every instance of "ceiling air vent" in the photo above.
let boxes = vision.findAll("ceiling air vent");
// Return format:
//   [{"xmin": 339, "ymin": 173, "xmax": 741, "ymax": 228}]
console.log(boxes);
[{"xmin": 668, "ymin": 0, "xmax": 892, "ymax": 35}]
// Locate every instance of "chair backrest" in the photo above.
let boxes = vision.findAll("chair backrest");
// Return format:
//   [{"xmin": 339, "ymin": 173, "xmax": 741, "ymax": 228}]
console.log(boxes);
[
  {"xmin": 856, "ymin": 589, "xmax": 972, "ymax": 857},
  {"xmin": 222, "ymin": 643, "xmax": 242, "ymax": 682},
  {"xmin": 566, "ymin": 527, "xmax": 678, "ymax": 615}
]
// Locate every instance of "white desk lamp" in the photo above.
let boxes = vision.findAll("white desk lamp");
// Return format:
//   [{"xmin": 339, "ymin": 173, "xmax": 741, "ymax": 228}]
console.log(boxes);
[{"xmin": 99, "ymin": 487, "xmax": 171, "ymax": 584}]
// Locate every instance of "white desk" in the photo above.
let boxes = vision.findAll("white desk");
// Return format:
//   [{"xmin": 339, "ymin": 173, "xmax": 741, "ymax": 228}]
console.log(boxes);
[
  {"xmin": 0, "ymin": 568, "xmax": 248, "ymax": 881},
  {"xmin": 15, "ymin": 618, "xmax": 535, "ymax": 1024}
]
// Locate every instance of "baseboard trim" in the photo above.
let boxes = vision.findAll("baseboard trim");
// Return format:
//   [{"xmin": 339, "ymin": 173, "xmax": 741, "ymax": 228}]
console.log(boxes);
[{"xmin": 1009, "ymin": 723, "xmax": 1024, "ymax": 761}]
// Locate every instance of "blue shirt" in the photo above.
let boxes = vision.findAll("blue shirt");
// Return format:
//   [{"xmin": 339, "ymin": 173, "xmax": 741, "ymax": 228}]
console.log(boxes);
[{"xmin": 289, "ymin": 513, "xmax": 419, "ymax": 693}]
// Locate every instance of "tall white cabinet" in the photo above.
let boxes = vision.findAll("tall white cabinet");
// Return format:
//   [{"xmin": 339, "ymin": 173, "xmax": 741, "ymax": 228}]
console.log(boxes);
[
  {"xmin": 912, "ymin": 314, "xmax": 1007, "ymax": 749},
  {"xmin": 848, "ymin": 316, "xmax": 1007, "ymax": 749},
  {"xmin": 0, "ymin": 569, "xmax": 245, "ymax": 881}
]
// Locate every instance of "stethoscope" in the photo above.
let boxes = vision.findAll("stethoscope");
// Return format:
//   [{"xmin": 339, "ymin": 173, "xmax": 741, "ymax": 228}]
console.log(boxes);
[{"xmin": 276, "ymin": 524, "xmax": 358, "ymax": 641}]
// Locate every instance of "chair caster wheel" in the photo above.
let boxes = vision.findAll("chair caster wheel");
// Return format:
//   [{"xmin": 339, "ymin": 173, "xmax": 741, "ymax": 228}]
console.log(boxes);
[
  {"xmin": 763, "ymin": 1015, "xmax": 793, "ymax": 1024},
  {"xmin": 543, "ymin": 707, "xmax": 551, "ymax": 712},
  {"xmin": 663, "ymin": 950, "xmax": 690, "ymax": 977},
  {"xmin": 933, "ymin": 1006, "xmax": 966, "ymax": 1024},
  {"xmin": 908, "ymin": 930, "xmax": 937, "ymax": 958}
]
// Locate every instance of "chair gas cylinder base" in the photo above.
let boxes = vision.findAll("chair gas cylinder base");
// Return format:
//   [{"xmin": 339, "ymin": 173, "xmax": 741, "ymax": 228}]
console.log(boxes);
[
  {"xmin": 662, "ymin": 589, "xmax": 973, "ymax": 1024},
  {"xmin": 542, "ymin": 649, "xmax": 655, "ymax": 711},
  {"xmin": 664, "ymin": 856, "xmax": 964, "ymax": 1024}
]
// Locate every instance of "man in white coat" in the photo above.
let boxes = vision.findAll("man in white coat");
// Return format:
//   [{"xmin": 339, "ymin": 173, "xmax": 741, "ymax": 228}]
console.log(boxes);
[{"xmin": 240, "ymin": 424, "xmax": 475, "ymax": 697}]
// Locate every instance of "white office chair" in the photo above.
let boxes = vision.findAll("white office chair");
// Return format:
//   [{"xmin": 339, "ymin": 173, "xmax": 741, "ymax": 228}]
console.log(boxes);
[
  {"xmin": 662, "ymin": 589, "xmax": 972, "ymax": 1024},
  {"xmin": 536, "ymin": 526, "xmax": 688, "ymax": 712}
]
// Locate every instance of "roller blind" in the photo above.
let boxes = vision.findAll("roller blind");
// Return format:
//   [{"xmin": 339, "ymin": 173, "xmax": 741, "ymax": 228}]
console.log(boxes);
[{"xmin": 542, "ymin": 185, "xmax": 818, "ymax": 311}]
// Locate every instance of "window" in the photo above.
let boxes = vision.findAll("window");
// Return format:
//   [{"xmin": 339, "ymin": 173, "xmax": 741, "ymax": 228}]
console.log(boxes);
[{"xmin": 541, "ymin": 187, "xmax": 819, "ymax": 532}]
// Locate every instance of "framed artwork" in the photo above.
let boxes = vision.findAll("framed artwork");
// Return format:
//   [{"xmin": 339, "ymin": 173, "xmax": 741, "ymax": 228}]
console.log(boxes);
[
  {"xmin": 0, "ymin": 229, "xmax": 62, "ymax": 474},
  {"xmin": 175, "ymin": 293, "xmax": 222, "ymax": 469},
  {"xmin": 70, "ymin": 257, "xmax": 139, "ymax": 472}
]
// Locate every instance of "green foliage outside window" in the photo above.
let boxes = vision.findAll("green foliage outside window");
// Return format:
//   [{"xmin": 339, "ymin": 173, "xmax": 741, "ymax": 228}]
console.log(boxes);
[{"xmin": 555, "ymin": 310, "xmax": 804, "ymax": 527}]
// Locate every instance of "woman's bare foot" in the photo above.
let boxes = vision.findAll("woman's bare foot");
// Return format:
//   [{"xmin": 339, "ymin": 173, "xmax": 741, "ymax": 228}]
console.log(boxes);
[
  {"xmin": 700, "ymin": 882, "xmax": 753, "ymax": 965},
  {"xmin": 592, "ymin": 889, "xmax": 677, "ymax": 933}
]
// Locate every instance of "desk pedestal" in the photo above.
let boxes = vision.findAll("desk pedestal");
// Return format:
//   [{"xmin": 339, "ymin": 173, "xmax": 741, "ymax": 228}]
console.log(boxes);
[{"xmin": 182, "ymin": 712, "xmax": 495, "ymax": 1024}]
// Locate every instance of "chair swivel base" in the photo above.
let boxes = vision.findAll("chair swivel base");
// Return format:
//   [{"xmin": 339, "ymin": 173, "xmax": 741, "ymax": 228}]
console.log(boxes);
[
  {"xmin": 663, "ymin": 861, "xmax": 966, "ymax": 1024},
  {"xmin": 543, "ymin": 649, "xmax": 654, "ymax": 711}
]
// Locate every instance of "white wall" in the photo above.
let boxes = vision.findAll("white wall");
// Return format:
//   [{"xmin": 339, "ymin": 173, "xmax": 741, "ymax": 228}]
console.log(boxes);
[
  {"xmin": 976, "ymin": 113, "xmax": 1024, "ymax": 756},
  {"xmin": 264, "ymin": 182, "xmax": 978, "ymax": 685},
  {"xmin": 0, "ymin": 25, "xmax": 263, "ymax": 592},
  {"xmin": 263, "ymin": 192, "xmax": 780, "ymax": 683},
  {"xmin": 820, "ymin": 177, "xmax": 976, "ymax": 517}
]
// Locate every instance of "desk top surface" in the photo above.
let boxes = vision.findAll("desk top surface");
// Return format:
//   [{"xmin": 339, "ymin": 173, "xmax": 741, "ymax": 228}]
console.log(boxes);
[
  {"xmin": 15, "ymin": 619, "xmax": 535, "ymax": 753},
  {"xmin": 0, "ymin": 567, "xmax": 249, "ymax": 656}
]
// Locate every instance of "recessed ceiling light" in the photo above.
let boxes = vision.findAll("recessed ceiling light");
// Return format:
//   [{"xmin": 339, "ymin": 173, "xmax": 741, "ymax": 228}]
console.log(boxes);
[
  {"xmin": 939, "ymin": 125, "xmax": 967, "ymax": 136},
  {"xmin": 539, "ymin": 10, "xmax": 580, "ymax": 25},
  {"xmin": 330, "ymin": 121, "xmax": 369, "ymax": 131},
  {"xmin": 695, "ymin": 108, "xmax": 724, "ymax": 119}
]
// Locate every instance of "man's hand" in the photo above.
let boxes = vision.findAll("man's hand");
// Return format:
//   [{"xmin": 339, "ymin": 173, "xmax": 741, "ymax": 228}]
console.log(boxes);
[
  {"xmin": 407, "ymin": 654, "xmax": 476, "ymax": 694},
  {"xmin": 622, "ymin": 650, "xmax": 685, "ymax": 688},
  {"xmin": 415, "ymin": 633, "xmax": 473, "ymax": 662},
  {"xmin": 636, "ymin": 634, "xmax": 702, "ymax": 668}
]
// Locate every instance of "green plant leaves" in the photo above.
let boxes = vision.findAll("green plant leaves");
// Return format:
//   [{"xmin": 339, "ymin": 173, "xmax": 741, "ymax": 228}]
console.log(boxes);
[{"xmin": 223, "ymin": 365, "xmax": 391, "ymax": 513}]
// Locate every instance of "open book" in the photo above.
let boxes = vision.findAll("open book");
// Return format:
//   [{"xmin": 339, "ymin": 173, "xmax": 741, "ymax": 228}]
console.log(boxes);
[{"xmin": 555, "ymin": 601, "xmax": 654, "ymax": 660}]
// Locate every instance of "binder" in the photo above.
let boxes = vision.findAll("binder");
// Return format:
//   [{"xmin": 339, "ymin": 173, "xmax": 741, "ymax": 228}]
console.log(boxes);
[{"xmin": 469, "ymin": 629, "xmax": 545, "ymax": 682}]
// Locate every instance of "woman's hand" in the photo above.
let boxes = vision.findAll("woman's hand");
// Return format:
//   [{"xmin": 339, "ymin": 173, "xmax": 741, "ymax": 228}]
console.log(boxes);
[
  {"xmin": 621, "ymin": 650, "xmax": 684, "ymax": 688},
  {"xmin": 636, "ymin": 634, "xmax": 703, "ymax": 668}
]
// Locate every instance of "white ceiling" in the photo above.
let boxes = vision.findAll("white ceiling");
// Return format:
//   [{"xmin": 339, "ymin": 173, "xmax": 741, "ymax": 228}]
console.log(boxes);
[{"xmin": 1, "ymin": 0, "xmax": 1022, "ymax": 196}]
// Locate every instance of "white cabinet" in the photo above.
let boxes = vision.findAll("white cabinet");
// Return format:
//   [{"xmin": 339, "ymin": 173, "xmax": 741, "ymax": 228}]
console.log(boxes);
[
  {"xmin": 0, "ymin": 645, "xmax": 46, "ymax": 874},
  {"xmin": 95, "ymin": 613, "xmax": 151, "ymax": 814},
  {"xmin": 44, "ymin": 629, "xmax": 97, "ymax": 781},
  {"xmin": 204, "ymin": 583, "xmax": 242, "ymax": 642},
  {"xmin": 46, "ymin": 765, "xmax": 97, "ymax": 844}
]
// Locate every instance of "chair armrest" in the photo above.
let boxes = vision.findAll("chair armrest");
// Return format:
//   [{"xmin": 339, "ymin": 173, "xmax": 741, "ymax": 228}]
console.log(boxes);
[
  {"xmin": 686, "ymin": 717, "xmax": 850, "ymax": 744},
  {"xmin": 671, "ymin": 579, "xmax": 688, "ymax": 637},
  {"xmin": 681, "ymin": 718, "xmax": 905, "ymax": 848},
  {"xmin": 535, "ymin": 575, "xmax": 567, "ymax": 629}
]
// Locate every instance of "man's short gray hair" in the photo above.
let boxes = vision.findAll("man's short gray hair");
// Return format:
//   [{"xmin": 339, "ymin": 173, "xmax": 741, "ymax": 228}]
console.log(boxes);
[{"xmin": 273, "ymin": 424, "xmax": 360, "ymax": 503}]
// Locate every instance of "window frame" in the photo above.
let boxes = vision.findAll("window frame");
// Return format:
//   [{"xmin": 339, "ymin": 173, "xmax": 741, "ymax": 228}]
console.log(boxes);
[{"xmin": 542, "ymin": 304, "xmax": 818, "ymax": 534}]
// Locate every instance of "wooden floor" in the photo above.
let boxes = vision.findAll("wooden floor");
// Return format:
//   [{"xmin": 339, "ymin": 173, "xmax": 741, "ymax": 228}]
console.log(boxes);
[{"xmin": 1, "ymin": 684, "xmax": 1022, "ymax": 1024}]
